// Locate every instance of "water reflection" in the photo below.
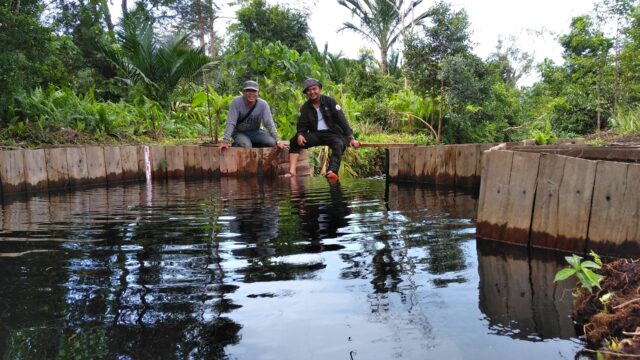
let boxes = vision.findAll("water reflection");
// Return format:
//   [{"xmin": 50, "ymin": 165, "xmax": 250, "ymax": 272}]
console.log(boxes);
[
  {"xmin": 0, "ymin": 179, "xmax": 582, "ymax": 359},
  {"xmin": 477, "ymin": 239, "xmax": 576, "ymax": 340}
]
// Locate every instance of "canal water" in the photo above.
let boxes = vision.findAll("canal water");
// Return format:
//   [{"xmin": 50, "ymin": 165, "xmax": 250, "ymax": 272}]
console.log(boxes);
[{"xmin": 0, "ymin": 177, "xmax": 586, "ymax": 359}]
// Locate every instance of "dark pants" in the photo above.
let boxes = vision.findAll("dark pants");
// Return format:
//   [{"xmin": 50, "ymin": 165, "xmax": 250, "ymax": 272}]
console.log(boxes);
[{"xmin": 289, "ymin": 131, "xmax": 347, "ymax": 173}]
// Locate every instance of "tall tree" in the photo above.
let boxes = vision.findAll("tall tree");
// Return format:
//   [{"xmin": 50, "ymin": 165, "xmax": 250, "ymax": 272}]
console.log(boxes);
[
  {"xmin": 229, "ymin": 0, "xmax": 314, "ymax": 54},
  {"xmin": 403, "ymin": 1, "xmax": 471, "ymax": 142},
  {"xmin": 337, "ymin": 0, "xmax": 430, "ymax": 74},
  {"xmin": 560, "ymin": 15, "xmax": 613, "ymax": 132}
]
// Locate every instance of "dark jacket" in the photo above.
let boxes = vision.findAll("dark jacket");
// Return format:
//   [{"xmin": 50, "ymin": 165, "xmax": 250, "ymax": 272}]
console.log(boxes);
[{"xmin": 296, "ymin": 95, "xmax": 354, "ymax": 140}]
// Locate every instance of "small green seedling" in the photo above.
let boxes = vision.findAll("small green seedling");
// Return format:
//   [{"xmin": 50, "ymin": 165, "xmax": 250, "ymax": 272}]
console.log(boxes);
[{"xmin": 554, "ymin": 253, "xmax": 604, "ymax": 293}]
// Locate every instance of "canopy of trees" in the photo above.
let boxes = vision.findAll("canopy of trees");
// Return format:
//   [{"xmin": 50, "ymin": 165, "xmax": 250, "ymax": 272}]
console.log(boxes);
[{"xmin": 1, "ymin": 0, "xmax": 640, "ymax": 148}]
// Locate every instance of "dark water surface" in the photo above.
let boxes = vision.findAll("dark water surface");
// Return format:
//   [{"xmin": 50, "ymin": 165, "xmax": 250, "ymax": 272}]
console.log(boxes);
[{"xmin": 0, "ymin": 177, "xmax": 585, "ymax": 359}]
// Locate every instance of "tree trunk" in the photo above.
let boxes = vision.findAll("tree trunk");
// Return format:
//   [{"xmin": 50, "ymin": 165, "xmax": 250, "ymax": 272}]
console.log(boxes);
[
  {"xmin": 596, "ymin": 84, "xmax": 601, "ymax": 132},
  {"xmin": 208, "ymin": 0, "xmax": 216, "ymax": 59},
  {"xmin": 437, "ymin": 79, "xmax": 444, "ymax": 144},
  {"xmin": 196, "ymin": 0, "xmax": 206, "ymax": 51},
  {"xmin": 381, "ymin": 47, "xmax": 389, "ymax": 75},
  {"xmin": 121, "ymin": 0, "xmax": 128, "ymax": 16},
  {"xmin": 99, "ymin": 0, "xmax": 115, "ymax": 38}
]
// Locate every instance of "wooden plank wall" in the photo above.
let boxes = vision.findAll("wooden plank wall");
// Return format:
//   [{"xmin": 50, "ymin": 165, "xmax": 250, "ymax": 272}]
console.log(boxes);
[
  {"xmin": 477, "ymin": 149, "xmax": 640, "ymax": 256},
  {"xmin": 387, "ymin": 144, "xmax": 486, "ymax": 188},
  {"xmin": 0, "ymin": 145, "xmax": 299, "ymax": 198}
]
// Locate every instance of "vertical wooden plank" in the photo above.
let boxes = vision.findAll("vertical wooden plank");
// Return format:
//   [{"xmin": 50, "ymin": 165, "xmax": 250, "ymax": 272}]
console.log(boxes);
[
  {"xmin": 623, "ymin": 164, "xmax": 640, "ymax": 244},
  {"xmin": 413, "ymin": 147, "xmax": 428, "ymax": 183},
  {"xmin": 397, "ymin": 147, "xmax": 415, "ymax": 181},
  {"xmin": 120, "ymin": 145, "xmax": 140, "ymax": 181},
  {"xmin": 165, "ymin": 145, "xmax": 185, "ymax": 179},
  {"xmin": 219, "ymin": 147, "xmax": 239, "ymax": 176},
  {"xmin": 386, "ymin": 147, "xmax": 399, "ymax": 180},
  {"xmin": 183, "ymin": 145, "xmax": 203, "ymax": 179},
  {"xmin": 0, "ymin": 149, "xmax": 26, "ymax": 195},
  {"xmin": 422, "ymin": 146, "xmax": 438, "ymax": 185},
  {"xmin": 530, "ymin": 154, "xmax": 566, "ymax": 250},
  {"xmin": 556, "ymin": 157, "xmax": 597, "ymax": 252},
  {"xmin": 455, "ymin": 144, "xmax": 480, "ymax": 188},
  {"xmin": 150, "ymin": 145, "xmax": 167, "ymax": 180},
  {"xmin": 476, "ymin": 150, "xmax": 514, "ymax": 241},
  {"xmin": 104, "ymin": 146, "xmax": 123, "ymax": 184},
  {"xmin": 45, "ymin": 148, "xmax": 69, "ymax": 190},
  {"xmin": 237, "ymin": 148, "xmax": 260, "ymax": 176},
  {"xmin": 503, "ymin": 151, "xmax": 540, "ymax": 245},
  {"xmin": 435, "ymin": 145, "xmax": 456, "ymax": 186},
  {"xmin": 85, "ymin": 146, "xmax": 107, "ymax": 184},
  {"xmin": 66, "ymin": 147, "xmax": 89, "ymax": 187},
  {"xmin": 588, "ymin": 161, "xmax": 629, "ymax": 255},
  {"xmin": 200, "ymin": 145, "xmax": 220, "ymax": 178},
  {"xmin": 23, "ymin": 149, "xmax": 48, "ymax": 193}
]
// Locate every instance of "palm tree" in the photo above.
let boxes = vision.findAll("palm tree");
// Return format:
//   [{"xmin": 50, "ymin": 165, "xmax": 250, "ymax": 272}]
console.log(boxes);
[
  {"xmin": 102, "ymin": 15, "xmax": 215, "ymax": 109},
  {"xmin": 337, "ymin": 0, "xmax": 430, "ymax": 74}
]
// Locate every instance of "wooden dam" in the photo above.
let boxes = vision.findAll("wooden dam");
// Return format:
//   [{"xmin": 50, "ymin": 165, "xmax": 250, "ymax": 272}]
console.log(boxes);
[{"xmin": 0, "ymin": 142, "xmax": 638, "ymax": 257}]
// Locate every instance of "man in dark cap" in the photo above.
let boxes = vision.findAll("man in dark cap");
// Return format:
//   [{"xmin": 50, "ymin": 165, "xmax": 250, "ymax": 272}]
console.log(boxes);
[
  {"xmin": 219, "ymin": 80, "xmax": 287, "ymax": 150},
  {"xmin": 284, "ymin": 78, "xmax": 360, "ymax": 181}
]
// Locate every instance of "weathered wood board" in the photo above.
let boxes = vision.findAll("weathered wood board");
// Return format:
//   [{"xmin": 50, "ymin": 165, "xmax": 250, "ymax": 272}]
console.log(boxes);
[
  {"xmin": 476, "ymin": 150, "xmax": 514, "ymax": 241},
  {"xmin": 23, "ymin": 149, "xmax": 48, "ymax": 193},
  {"xmin": 183, "ymin": 145, "xmax": 203, "ymax": 179},
  {"xmin": 530, "ymin": 154, "xmax": 567, "ymax": 249},
  {"xmin": 503, "ymin": 151, "xmax": 540, "ymax": 245},
  {"xmin": 0, "ymin": 149, "xmax": 26, "ymax": 195},
  {"xmin": 45, "ymin": 148, "xmax": 69, "ymax": 190},
  {"xmin": 556, "ymin": 157, "xmax": 596, "ymax": 252},
  {"xmin": 588, "ymin": 161, "xmax": 631, "ymax": 255},
  {"xmin": 120, "ymin": 146, "xmax": 140, "ymax": 180},
  {"xmin": 66, "ymin": 147, "xmax": 89, "ymax": 187},
  {"xmin": 104, "ymin": 146, "xmax": 123, "ymax": 184},
  {"xmin": 165, "ymin": 145, "xmax": 185, "ymax": 178},
  {"xmin": 455, "ymin": 144, "xmax": 480, "ymax": 188},
  {"xmin": 85, "ymin": 146, "xmax": 107, "ymax": 183}
]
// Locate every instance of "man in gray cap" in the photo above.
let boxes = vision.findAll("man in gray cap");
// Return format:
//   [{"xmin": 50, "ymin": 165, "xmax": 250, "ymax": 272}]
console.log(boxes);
[
  {"xmin": 219, "ymin": 80, "xmax": 287, "ymax": 150},
  {"xmin": 284, "ymin": 78, "xmax": 360, "ymax": 181}
]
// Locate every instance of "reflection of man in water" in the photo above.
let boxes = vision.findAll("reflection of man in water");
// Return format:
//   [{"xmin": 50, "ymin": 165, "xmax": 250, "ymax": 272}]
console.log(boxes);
[{"xmin": 290, "ymin": 178, "xmax": 350, "ymax": 242}]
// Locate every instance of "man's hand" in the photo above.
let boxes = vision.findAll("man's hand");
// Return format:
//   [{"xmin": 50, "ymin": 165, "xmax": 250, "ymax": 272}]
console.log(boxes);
[
  {"xmin": 219, "ymin": 142, "xmax": 230, "ymax": 150},
  {"xmin": 276, "ymin": 141, "xmax": 288, "ymax": 150},
  {"xmin": 350, "ymin": 139, "xmax": 361, "ymax": 148},
  {"xmin": 297, "ymin": 134, "xmax": 307, "ymax": 147}
]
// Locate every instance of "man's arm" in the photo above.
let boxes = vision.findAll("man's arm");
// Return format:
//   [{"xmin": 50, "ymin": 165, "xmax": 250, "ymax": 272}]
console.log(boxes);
[{"xmin": 222, "ymin": 98, "xmax": 240, "ymax": 144}]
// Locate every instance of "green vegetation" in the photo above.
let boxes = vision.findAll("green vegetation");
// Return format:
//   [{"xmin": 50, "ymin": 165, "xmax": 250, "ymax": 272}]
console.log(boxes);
[
  {"xmin": 554, "ymin": 251, "xmax": 604, "ymax": 294},
  {"xmin": 2, "ymin": 0, "xmax": 640, "ymax": 170}
]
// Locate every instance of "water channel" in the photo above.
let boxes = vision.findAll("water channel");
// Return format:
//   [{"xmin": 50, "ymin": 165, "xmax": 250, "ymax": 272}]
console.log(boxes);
[{"xmin": 0, "ymin": 177, "xmax": 587, "ymax": 359}]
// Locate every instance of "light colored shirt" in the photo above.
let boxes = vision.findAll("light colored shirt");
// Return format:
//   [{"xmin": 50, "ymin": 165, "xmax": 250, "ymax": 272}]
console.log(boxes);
[
  {"xmin": 316, "ymin": 108, "xmax": 329, "ymax": 130},
  {"xmin": 224, "ymin": 97, "xmax": 279, "ymax": 143}
]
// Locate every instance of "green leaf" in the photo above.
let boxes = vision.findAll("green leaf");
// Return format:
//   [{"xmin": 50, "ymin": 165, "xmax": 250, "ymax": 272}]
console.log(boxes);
[
  {"xmin": 554, "ymin": 268, "xmax": 577, "ymax": 282},
  {"xmin": 580, "ymin": 260, "xmax": 601, "ymax": 269}
]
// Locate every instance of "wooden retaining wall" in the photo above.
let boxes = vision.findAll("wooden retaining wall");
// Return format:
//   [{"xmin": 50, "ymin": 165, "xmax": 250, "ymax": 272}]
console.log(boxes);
[
  {"xmin": 477, "ymin": 148, "xmax": 640, "ymax": 256},
  {"xmin": 386, "ymin": 144, "xmax": 495, "ymax": 188},
  {"xmin": 0, "ymin": 145, "xmax": 308, "ymax": 198}
]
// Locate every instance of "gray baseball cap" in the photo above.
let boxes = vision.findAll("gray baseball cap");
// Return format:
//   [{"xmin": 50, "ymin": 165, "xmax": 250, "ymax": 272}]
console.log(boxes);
[
  {"xmin": 302, "ymin": 78, "xmax": 322, "ymax": 93},
  {"xmin": 242, "ymin": 80, "xmax": 259, "ymax": 91}
]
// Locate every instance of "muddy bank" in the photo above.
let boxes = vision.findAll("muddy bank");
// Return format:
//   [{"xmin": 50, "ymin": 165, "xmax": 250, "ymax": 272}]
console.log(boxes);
[{"xmin": 573, "ymin": 258, "xmax": 640, "ymax": 358}]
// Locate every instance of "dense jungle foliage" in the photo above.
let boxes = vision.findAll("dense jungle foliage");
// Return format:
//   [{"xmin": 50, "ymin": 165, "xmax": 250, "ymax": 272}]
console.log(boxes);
[{"xmin": 2, "ymin": 0, "xmax": 640, "ymax": 167}]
